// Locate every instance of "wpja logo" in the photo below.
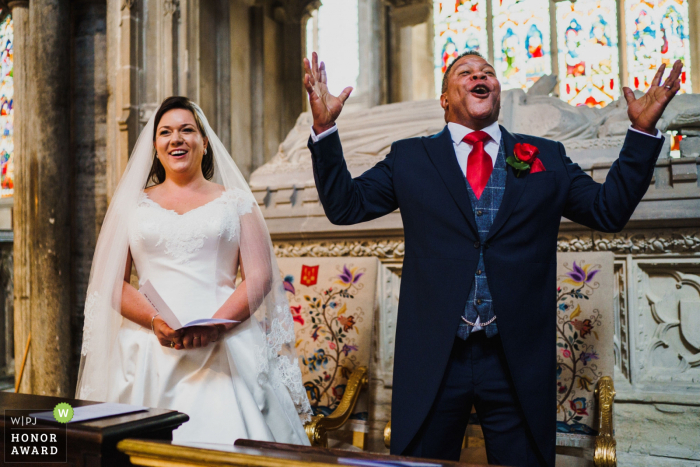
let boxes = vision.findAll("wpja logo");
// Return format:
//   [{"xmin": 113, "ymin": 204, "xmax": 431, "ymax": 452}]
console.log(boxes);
[{"xmin": 4, "ymin": 407, "xmax": 68, "ymax": 463}]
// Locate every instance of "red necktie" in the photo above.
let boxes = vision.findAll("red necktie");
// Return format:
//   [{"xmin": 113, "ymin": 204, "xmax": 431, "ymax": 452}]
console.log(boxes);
[{"xmin": 463, "ymin": 130, "xmax": 493, "ymax": 199}]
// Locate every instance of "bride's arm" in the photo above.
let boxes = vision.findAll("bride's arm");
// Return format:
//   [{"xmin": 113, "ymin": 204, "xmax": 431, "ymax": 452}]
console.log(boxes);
[
  {"xmin": 211, "ymin": 211, "xmax": 274, "ymax": 329},
  {"xmin": 210, "ymin": 251, "xmax": 251, "ymax": 330},
  {"xmin": 120, "ymin": 248, "xmax": 183, "ymax": 347}
]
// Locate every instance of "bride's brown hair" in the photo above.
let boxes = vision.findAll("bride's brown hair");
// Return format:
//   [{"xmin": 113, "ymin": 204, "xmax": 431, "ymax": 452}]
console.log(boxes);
[{"xmin": 148, "ymin": 96, "xmax": 215, "ymax": 185}]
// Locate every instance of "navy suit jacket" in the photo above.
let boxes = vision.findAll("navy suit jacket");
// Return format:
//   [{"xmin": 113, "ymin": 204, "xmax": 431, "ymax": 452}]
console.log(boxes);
[{"xmin": 308, "ymin": 125, "xmax": 663, "ymax": 466}]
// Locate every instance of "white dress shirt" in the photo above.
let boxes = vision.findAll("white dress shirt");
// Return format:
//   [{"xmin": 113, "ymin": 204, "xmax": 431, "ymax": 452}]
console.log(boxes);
[{"xmin": 447, "ymin": 121, "xmax": 501, "ymax": 178}]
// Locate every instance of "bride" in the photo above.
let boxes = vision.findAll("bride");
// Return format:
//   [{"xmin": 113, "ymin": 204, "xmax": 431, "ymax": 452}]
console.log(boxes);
[{"xmin": 75, "ymin": 96, "xmax": 312, "ymax": 445}]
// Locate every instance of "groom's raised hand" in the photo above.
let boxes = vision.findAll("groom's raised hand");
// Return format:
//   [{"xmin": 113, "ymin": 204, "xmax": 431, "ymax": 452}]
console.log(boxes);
[
  {"xmin": 304, "ymin": 52, "xmax": 353, "ymax": 135},
  {"xmin": 624, "ymin": 60, "xmax": 683, "ymax": 135}
]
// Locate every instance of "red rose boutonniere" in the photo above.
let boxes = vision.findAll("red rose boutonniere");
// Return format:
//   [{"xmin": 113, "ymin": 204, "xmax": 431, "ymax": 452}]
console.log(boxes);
[{"xmin": 506, "ymin": 143, "xmax": 546, "ymax": 177}]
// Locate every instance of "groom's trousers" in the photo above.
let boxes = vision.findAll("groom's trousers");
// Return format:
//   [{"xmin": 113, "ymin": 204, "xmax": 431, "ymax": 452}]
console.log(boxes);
[{"xmin": 403, "ymin": 332, "xmax": 546, "ymax": 467}]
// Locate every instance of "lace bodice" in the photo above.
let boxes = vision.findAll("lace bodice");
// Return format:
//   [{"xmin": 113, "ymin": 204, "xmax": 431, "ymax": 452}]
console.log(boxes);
[{"xmin": 129, "ymin": 188, "xmax": 256, "ymax": 325}]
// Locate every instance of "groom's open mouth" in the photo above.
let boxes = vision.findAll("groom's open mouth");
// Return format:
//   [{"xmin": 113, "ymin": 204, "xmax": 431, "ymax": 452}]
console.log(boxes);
[{"xmin": 470, "ymin": 84, "xmax": 491, "ymax": 98}]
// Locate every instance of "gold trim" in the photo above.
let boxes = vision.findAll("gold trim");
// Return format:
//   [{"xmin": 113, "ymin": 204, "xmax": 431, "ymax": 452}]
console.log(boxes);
[
  {"xmin": 304, "ymin": 366, "xmax": 369, "ymax": 447},
  {"xmin": 384, "ymin": 420, "xmax": 391, "ymax": 449},
  {"xmin": 353, "ymin": 431, "xmax": 366, "ymax": 450},
  {"xmin": 117, "ymin": 439, "xmax": 341, "ymax": 467},
  {"xmin": 594, "ymin": 376, "xmax": 617, "ymax": 467}
]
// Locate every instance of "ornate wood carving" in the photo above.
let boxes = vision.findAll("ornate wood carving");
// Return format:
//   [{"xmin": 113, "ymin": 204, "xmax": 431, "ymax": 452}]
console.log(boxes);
[{"xmin": 594, "ymin": 377, "xmax": 617, "ymax": 467}]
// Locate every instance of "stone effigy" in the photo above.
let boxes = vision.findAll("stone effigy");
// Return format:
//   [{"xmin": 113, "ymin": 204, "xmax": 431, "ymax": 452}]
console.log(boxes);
[{"xmin": 250, "ymin": 76, "xmax": 700, "ymax": 189}]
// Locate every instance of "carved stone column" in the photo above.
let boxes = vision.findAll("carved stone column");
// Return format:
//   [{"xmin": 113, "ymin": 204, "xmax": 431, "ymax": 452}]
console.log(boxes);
[
  {"xmin": 27, "ymin": 0, "xmax": 72, "ymax": 396},
  {"xmin": 111, "ymin": 0, "xmax": 138, "ymax": 199},
  {"xmin": 9, "ymin": 0, "xmax": 31, "ymax": 394},
  {"xmin": 386, "ymin": 0, "xmax": 435, "ymax": 103}
]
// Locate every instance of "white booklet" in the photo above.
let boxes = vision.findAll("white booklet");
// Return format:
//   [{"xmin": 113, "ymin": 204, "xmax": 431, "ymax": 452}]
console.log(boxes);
[
  {"xmin": 31, "ymin": 403, "xmax": 147, "ymax": 423},
  {"xmin": 139, "ymin": 279, "xmax": 238, "ymax": 330}
]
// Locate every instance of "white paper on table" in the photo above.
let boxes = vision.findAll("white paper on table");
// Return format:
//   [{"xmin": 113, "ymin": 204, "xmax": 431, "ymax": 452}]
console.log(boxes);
[
  {"xmin": 139, "ymin": 279, "xmax": 238, "ymax": 330},
  {"xmin": 30, "ymin": 403, "xmax": 148, "ymax": 423}
]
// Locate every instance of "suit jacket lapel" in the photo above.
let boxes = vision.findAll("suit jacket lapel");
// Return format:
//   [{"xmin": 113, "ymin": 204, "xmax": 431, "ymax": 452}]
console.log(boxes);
[
  {"xmin": 421, "ymin": 126, "xmax": 478, "ymax": 237},
  {"xmin": 487, "ymin": 127, "xmax": 528, "ymax": 242}
]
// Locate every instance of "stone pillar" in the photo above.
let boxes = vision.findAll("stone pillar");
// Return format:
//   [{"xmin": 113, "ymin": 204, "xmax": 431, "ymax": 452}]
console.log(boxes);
[
  {"xmin": 27, "ymin": 0, "xmax": 72, "ymax": 396},
  {"xmin": 358, "ymin": 0, "xmax": 387, "ymax": 107},
  {"xmin": 230, "ymin": 0, "xmax": 253, "ymax": 178},
  {"xmin": 9, "ymin": 0, "xmax": 31, "ymax": 394},
  {"xmin": 111, "ymin": 0, "xmax": 138, "ymax": 200},
  {"xmin": 71, "ymin": 0, "xmax": 109, "ymax": 388},
  {"xmin": 388, "ymin": 2, "xmax": 434, "ymax": 103},
  {"xmin": 281, "ymin": 18, "xmax": 304, "ymax": 142}
]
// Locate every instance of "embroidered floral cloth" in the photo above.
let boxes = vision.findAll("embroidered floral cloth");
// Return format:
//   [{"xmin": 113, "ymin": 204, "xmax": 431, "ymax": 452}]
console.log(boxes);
[
  {"xmin": 556, "ymin": 252, "xmax": 614, "ymax": 438},
  {"xmin": 278, "ymin": 257, "xmax": 378, "ymax": 426}
]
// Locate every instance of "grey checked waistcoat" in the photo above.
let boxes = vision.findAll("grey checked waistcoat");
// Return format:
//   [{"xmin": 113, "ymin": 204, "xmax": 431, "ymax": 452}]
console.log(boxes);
[{"xmin": 456, "ymin": 136, "xmax": 507, "ymax": 340}]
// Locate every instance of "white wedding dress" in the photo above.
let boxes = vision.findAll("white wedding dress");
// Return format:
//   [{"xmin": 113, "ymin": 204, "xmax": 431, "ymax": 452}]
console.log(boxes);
[{"xmin": 106, "ymin": 187, "xmax": 309, "ymax": 446}]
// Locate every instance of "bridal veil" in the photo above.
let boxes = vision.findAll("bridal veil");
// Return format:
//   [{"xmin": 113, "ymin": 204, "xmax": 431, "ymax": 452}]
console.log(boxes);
[{"xmin": 75, "ymin": 101, "xmax": 313, "ymax": 424}]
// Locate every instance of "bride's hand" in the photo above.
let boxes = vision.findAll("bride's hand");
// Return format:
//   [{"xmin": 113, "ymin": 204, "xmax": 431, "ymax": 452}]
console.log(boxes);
[
  {"xmin": 153, "ymin": 316, "xmax": 184, "ymax": 349},
  {"xmin": 180, "ymin": 326, "xmax": 219, "ymax": 349}
]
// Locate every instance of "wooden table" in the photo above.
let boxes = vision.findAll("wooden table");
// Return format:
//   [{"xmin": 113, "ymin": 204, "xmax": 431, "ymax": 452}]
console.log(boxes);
[
  {"xmin": 1, "ymin": 392, "xmax": 188, "ymax": 467},
  {"xmin": 117, "ymin": 438, "xmax": 498, "ymax": 467}
]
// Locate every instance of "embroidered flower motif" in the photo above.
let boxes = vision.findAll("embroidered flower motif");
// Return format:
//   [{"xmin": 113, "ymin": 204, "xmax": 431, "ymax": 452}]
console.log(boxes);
[
  {"xmin": 572, "ymin": 318, "xmax": 593, "ymax": 338},
  {"xmin": 563, "ymin": 262, "xmax": 600, "ymax": 288},
  {"xmin": 283, "ymin": 275, "xmax": 295, "ymax": 294},
  {"xmin": 303, "ymin": 349, "xmax": 329, "ymax": 372},
  {"xmin": 569, "ymin": 397, "xmax": 588, "ymax": 416},
  {"xmin": 580, "ymin": 351, "xmax": 599, "ymax": 366},
  {"xmin": 335, "ymin": 265, "xmax": 363, "ymax": 287},
  {"xmin": 577, "ymin": 375, "xmax": 593, "ymax": 392},
  {"xmin": 332, "ymin": 384, "xmax": 346, "ymax": 400},
  {"xmin": 506, "ymin": 142, "xmax": 546, "ymax": 177},
  {"xmin": 341, "ymin": 344, "xmax": 358, "ymax": 356},
  {"xmin": 561, "ymin": 348, "xmax": 572, "ymax": 359},
  {"xmin": 290, "ymin": 305, "xmax": 304, "ymax": 325},
  {"xmin": 338, "ymin": 315, "xmax": 357, "ymax": 332},
  {"xmin": 305, "ymin": 382, "xmax": 321, "ymax": 402}
]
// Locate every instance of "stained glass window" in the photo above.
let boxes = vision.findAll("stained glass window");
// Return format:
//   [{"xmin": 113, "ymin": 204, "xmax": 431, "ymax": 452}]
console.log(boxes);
[
  {"xmin": 493, "ymin": 0, "xmax": 551, "ymax": 90},
  {"xmin": 433, "ymin": 0, "xmax": 489, "ymax": 96},
  {"xmin": 0, "ymin": 14, "xmax": 11, "ymax": 197},
  {"xmin": 556, "ymin": 0, "xmax": 620, "ymax": 107},
  {"xmin": 625, "ymin": 0, "xmax": 691, "ymax": 93}
]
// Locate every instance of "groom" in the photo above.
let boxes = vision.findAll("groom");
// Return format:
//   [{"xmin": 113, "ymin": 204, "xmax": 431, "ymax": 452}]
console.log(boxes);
[{"xmin": 303, "ymin": 51, "xmax": 682, "ymax": 466}]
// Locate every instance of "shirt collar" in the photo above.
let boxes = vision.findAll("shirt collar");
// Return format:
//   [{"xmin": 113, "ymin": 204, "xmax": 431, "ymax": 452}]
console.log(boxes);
[{"xmin": 447, "ymin": 121, "xmax": 501, "ymax": 146}]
